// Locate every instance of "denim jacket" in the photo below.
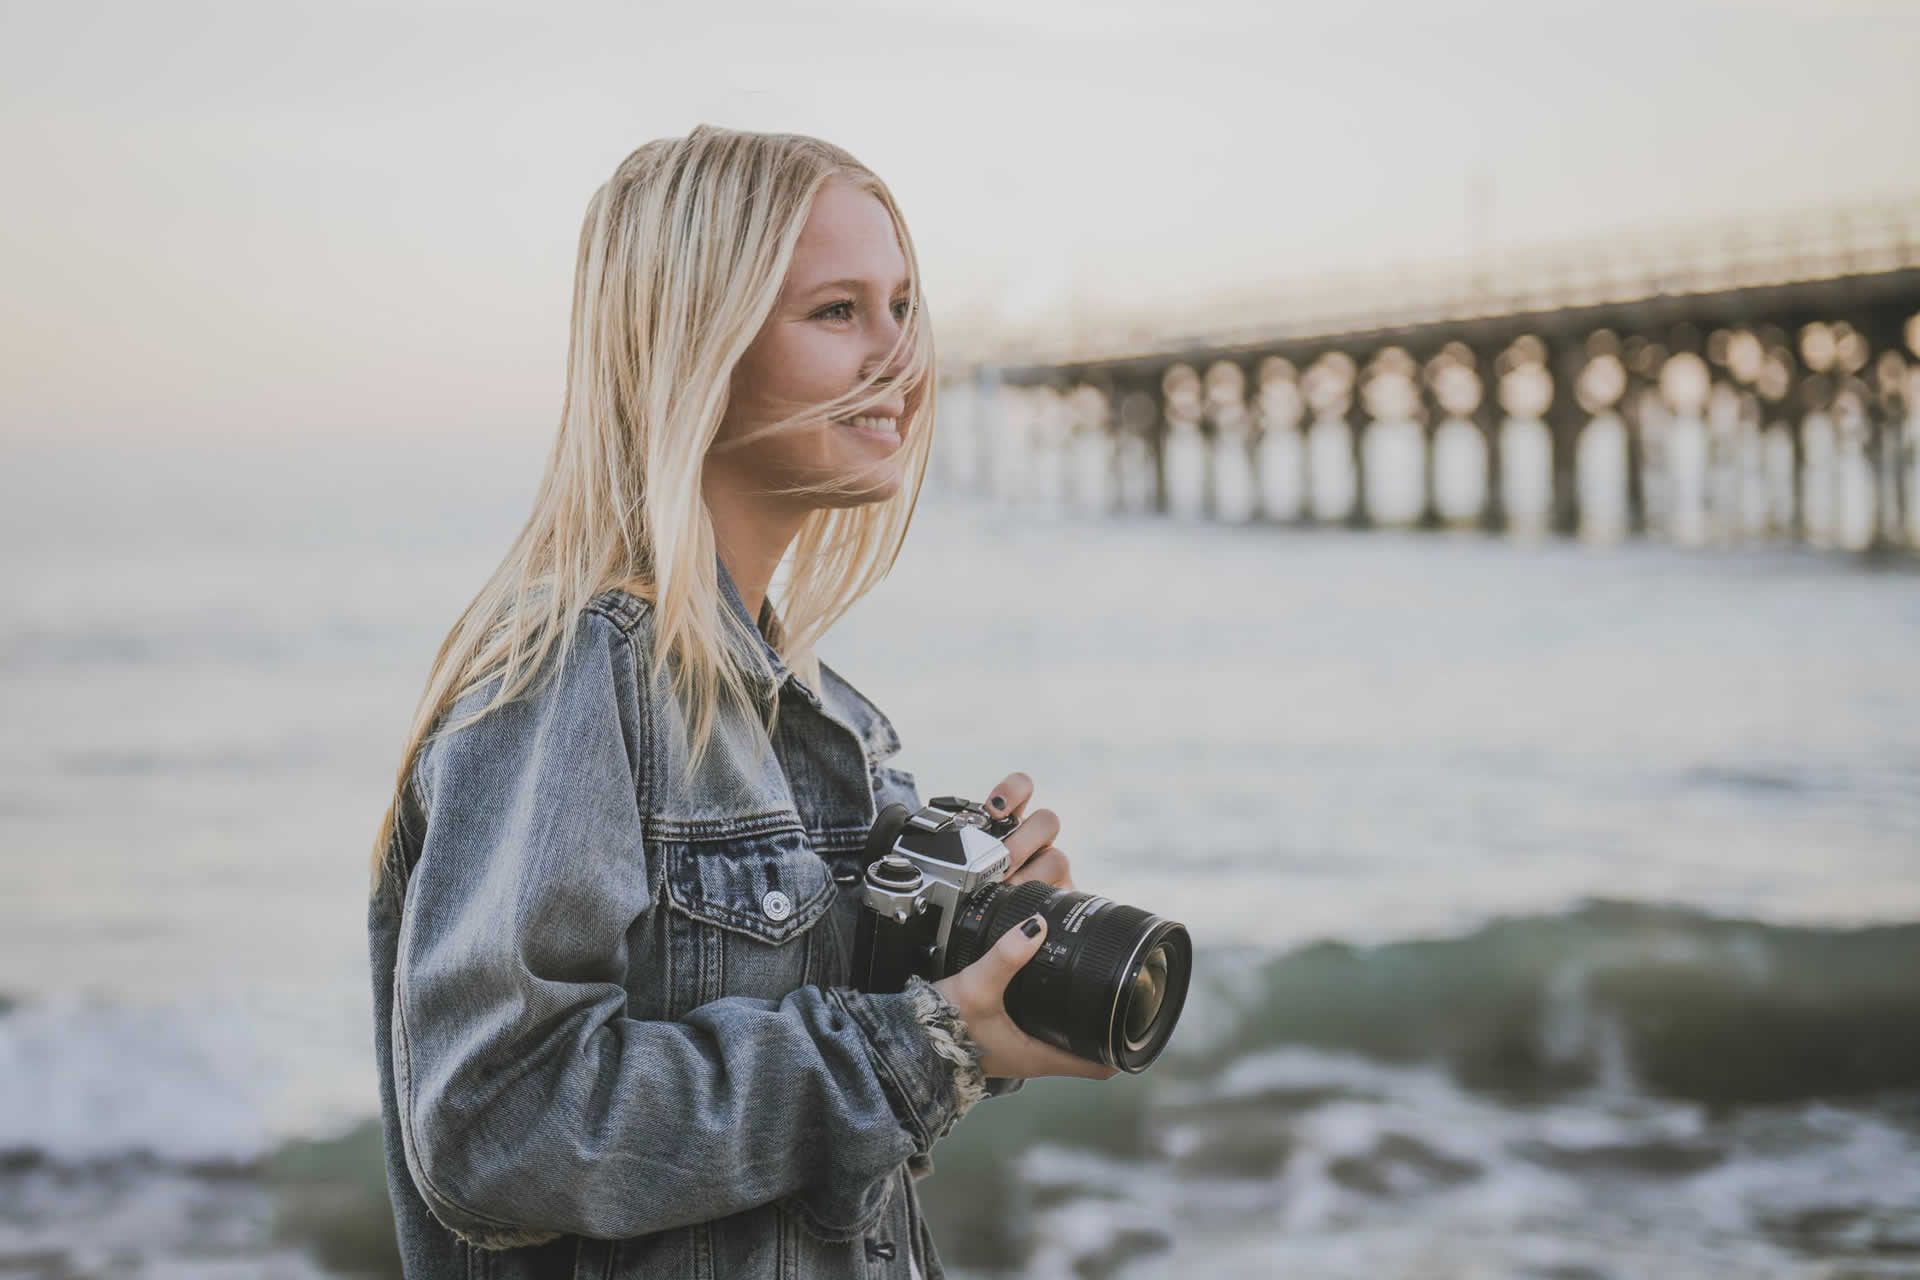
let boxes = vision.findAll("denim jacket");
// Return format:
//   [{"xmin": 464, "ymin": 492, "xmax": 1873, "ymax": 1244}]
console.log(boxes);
[{"xmin": 367, "ymin": 556, "xmax": 1022, "ymax": 1278}]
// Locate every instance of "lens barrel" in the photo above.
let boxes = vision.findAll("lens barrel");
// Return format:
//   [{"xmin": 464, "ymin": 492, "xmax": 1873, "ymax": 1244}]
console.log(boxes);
[{"xmin": 944, "ymin": 879, "xmax": 1191, "ymax": 1073}]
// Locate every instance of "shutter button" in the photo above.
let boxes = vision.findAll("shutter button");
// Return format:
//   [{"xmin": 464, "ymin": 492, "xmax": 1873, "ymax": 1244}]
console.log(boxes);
[{"xmin": 762, "ymin": 890, "xmax": 793, "ymax": 922}]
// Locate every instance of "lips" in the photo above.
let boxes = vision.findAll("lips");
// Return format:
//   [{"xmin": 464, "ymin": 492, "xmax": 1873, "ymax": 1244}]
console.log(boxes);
[{"xmin": 837, "ymin": 414, "xmax": 901, "ymax": 436}]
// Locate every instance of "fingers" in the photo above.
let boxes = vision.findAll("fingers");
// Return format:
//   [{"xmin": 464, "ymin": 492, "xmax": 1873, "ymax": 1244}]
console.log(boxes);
[
  {"xmin": 1000, "ymin": 809, "xmax": 1061, "ymax": 874},
  {"xmin": 1007, "ymin": 844, "xmax": 1072, "ymax": 890},
  {"xmin": 984, "ymin": 772, "xmax": 1033, "ymax": 822},
  {"xmin": 971, "ymin": 912, "xmax": 1048, "ymax": 994},
  {"xmin": 982, "ymin": 773, "xmax": 1065, "ymax": 879}
]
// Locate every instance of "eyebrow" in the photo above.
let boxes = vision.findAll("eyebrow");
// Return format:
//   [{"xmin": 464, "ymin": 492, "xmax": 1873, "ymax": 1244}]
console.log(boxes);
[{"xmin": 804, "ymin": 276, "xmax": 912, "ymax": 296}]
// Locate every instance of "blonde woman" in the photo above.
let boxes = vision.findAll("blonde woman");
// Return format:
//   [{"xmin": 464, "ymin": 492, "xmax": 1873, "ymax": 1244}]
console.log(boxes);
[{"xmin": 366, "ymin": 126, "xmax": 1115, "ymax": 1280}]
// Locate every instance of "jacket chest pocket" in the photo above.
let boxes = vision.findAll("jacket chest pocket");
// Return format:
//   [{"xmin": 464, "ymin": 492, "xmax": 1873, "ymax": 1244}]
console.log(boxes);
[{"xmin": 660, "ymin": 826, "xmax": 837, "ymax": 1016}]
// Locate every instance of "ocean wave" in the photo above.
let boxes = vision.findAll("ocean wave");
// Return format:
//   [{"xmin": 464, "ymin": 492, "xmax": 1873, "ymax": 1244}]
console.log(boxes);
[
  {"xmin": 6, "ymin": 901, "xmax": 1920, "ymax": 1278},
  {"xmin": 0, "ymin": 998, "xmax": 396, "ymax": 1275},
  {"xmin": 0, "ymin": 995, "xmax": 281, "ymax": 1168},
  {"xmin": 920, "ymin": 902, "xmax": 1920, "ymax": 1274},
  {"xmin": 1172, "ymin": 898, "xmax": 1920, "ymax": 1105},
  {"xmin": 932, "ymin": 1045, "xmax": 1920, "ymax": 1278},
  {"xmin": 3, "ymin": 900, "xmax": 1915, "ymax": 1172}
]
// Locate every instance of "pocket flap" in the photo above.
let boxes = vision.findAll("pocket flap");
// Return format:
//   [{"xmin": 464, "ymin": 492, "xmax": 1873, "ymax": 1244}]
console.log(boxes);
[{"xmin": 664, "ymin": 827, "xmax": 836, "ymax": 944}]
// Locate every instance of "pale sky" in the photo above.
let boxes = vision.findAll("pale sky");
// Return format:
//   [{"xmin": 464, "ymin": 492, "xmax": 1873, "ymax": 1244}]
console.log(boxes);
[{"xmin": 3, "ymin": 0, "xmax": 1918, "ymax": 441}]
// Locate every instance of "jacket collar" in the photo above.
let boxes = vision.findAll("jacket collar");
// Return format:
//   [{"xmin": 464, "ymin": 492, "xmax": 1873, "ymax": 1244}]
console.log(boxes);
[
  {"xmin": 714, "ymin": 550, "xmax": 823, "ymax": 711},
  {"xmin": 711, "ymin": 551, "xmax": 910, "ymax": 764}
]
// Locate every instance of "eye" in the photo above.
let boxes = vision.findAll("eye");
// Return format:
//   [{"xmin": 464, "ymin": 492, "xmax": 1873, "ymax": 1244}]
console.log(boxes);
[{"xmin": 813, "ymin": 298, "xmax": 915, "ymax": 324}]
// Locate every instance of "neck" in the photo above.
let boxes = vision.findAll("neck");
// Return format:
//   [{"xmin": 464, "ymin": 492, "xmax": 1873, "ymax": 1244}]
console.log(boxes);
[{"xmin": 701, "ymin": 467, "xmax": 807, "ymax": 628}]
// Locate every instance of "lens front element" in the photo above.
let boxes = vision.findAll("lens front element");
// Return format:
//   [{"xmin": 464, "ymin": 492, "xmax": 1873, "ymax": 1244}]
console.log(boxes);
[{"xmin": 1124, "ymin": 943, "xmax": 1171, "ymax": 1050}]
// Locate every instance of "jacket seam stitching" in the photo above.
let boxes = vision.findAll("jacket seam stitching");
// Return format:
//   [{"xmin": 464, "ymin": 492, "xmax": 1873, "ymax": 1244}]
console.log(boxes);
[
  {"xmin": 778, "ymin": 1180, "xmax": 894, "ymax": 1241},
  {"xmin": 647, "ymin": 812, "xmax": 810, "ymax": 841},
  {"xmin": 584, "ymin": 593, "xmax": 650, "ymax": 637},
  {"xmin": 606, "ymin": 617, "xmax": 651, "ymax": 821}
]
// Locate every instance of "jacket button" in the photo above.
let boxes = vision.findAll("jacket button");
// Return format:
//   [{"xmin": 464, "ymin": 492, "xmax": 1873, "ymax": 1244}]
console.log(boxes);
[
  {"xmin": 864, "ymin": 1239, "xmax": 896, "ymax": 1260},
  {"xmin": 762, "ymin": 890, "xmax": 793, "ymax": 922}
]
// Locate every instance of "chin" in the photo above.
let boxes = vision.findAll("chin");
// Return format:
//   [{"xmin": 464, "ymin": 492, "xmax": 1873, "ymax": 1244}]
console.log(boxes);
[
  {"xmin": 819, "ymin": 470, "xmax": 903, "ymax": 512},
  {"xmin": 842, "ymin": 481, "xmax": 903, "ymax": 510}
]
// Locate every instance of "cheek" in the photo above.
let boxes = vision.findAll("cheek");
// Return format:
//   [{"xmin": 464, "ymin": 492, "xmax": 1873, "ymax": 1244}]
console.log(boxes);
[
  {"xmin": 721, "ymin": 328, "xmax": 859, "ymax": 460},
  {"xmin": 771, "ymin": 328, "xmax": 860, "ymax": 400},
  {"xmin": 737, "ymin": 378, "xmax": 836, "ymax": 469},
  {"xmin": 733, "ymin": 346, "xmax": 789, "ymax": 416}
]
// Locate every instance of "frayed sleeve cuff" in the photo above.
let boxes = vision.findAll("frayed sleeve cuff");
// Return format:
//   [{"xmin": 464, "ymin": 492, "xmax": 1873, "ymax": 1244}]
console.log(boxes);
[{"xmin": 830, "ymin": 976, "xmax": 989, "ymax": 1155}]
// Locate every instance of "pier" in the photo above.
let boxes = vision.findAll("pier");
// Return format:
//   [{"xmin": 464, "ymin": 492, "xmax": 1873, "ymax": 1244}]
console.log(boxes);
[{"xmin": 936, "ymin": 195, "xmax": 1920, "ymax": 554}]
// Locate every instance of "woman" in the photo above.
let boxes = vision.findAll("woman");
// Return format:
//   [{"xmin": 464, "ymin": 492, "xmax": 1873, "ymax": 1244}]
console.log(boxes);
[{"xmin": 366, "ymin": 125, "xmax": 1116, "ymax": 1280}]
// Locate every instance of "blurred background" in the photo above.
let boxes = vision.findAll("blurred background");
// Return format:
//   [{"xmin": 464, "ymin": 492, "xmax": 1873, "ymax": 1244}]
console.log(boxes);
[{"xmin": 3, "ymin": 1, "xmax": 1919, "ymax": 1276}]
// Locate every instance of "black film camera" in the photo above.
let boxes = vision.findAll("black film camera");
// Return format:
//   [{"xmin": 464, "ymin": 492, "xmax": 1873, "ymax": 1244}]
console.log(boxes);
[{"xmin": 849, "ymin": 795, "xmax": 1192, "ymax": 1073}]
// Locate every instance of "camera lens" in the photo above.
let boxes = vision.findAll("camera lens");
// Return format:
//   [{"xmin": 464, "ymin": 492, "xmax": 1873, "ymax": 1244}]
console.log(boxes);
[
  {"xmin": 1124, "ymin": 944, "xmax": 1170, "ymax": 1049},
  {"xmin": 944, "ymin": 881, "xmax": 1192, "ymax": 1073}
]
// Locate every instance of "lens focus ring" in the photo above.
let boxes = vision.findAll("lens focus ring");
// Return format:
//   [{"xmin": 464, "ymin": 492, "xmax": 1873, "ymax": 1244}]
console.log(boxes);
[{"xmin": 944, "ymin": 879, "xmax": 1057, "ymax": 976}]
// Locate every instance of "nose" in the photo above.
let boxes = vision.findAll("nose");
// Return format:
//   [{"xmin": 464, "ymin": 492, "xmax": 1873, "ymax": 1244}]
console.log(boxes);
[{"xmin": 866, "ymin": 306, "xmax": 914, "ymax": 386}]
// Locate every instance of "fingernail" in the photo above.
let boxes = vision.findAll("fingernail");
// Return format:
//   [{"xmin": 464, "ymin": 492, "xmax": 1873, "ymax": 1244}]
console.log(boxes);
[
  {"xmin": 989, "ymin": 795, "xmax": 1007, "ymax": 811},
  {"xmin": 1021, "ymin": 915, "xmax": 1043, "ymax": 938}
]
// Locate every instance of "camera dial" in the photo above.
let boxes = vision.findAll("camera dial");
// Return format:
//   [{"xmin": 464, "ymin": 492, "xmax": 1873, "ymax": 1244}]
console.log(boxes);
[{"xmin": 864, "ymin": 855, "xmax": 927, "ymax": 923}]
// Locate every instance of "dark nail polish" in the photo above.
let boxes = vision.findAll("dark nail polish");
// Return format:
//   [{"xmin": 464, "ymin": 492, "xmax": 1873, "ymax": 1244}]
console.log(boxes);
[
  {"xmin": 990, "ymin": 795, "xmax": 1007, "ymax": 811},
  {"xmin": 1021, "ymin": 915, "xmax": 1043, "ymax": 938}
]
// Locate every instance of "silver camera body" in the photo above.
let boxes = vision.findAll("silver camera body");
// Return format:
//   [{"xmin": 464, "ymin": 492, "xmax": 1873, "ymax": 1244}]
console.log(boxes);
[{"xmin": 852, "ymin": 795, "xmax": 1018, "ymax": 990}]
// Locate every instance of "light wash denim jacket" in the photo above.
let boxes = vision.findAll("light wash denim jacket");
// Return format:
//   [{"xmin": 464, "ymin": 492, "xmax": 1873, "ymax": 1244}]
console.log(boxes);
[{"xmin": 367, "ymin": 557, "xmax": 1022, "ymax": 1278}]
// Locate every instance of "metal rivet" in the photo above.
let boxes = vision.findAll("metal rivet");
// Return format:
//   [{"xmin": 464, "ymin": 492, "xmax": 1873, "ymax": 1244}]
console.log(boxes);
[{"xmin": 762, "ymin": 890, "xmax": 793, "ymax": 922}]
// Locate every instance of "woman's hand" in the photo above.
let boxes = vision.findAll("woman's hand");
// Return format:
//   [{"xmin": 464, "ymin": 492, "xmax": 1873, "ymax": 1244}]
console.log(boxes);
[
  {"xmin": 931, "ymin": 912, "xmax": 1117, "ymax": 1081},
  {"xmin": 981, "ymin": 770, "xmax": 1074, "ymax": 892},
  {"xmin": 930, "ymin": 771, "xmax": 1116, "ymax": 1082}
]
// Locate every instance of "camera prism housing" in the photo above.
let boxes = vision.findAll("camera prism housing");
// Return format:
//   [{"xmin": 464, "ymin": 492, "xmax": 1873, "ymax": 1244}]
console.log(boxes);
[{"xmin": 850, "ymin": 795, "xmax": 1192, "ymax": 1073}]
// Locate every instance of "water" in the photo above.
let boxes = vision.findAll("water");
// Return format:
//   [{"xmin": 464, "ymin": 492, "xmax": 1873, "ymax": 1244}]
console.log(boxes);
[{"xmin": 3, "ymin": 434, "xmax": 1918, "ymax": 1277}]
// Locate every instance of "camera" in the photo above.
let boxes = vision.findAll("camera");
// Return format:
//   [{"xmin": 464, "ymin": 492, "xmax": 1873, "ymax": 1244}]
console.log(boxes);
[{"xmin": 849, "ymin": 795, "xmax": 1192, "ymax": 1073}]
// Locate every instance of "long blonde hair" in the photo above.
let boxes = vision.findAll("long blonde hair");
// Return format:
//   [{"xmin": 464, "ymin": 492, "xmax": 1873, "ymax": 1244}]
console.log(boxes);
[{"xmin": 369, "ymin": 125, "xmax": 936, "ymax": 894}]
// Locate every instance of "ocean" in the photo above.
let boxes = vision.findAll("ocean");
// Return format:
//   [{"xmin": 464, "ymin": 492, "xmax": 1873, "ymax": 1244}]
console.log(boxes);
[{"xmin": 3, "ymin": 432, "xmax": 1918, "ymax": 1278}]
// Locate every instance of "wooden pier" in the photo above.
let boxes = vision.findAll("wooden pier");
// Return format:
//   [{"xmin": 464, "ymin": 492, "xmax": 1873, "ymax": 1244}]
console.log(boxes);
[{"xmin": 935, "ymin": 196, "xmax": 1920, "ymax": 554}]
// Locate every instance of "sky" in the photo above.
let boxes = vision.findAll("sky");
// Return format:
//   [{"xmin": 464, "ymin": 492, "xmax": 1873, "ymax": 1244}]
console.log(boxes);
[{"xmin": 2, "ymin": 0, "xmax": 1918, "ymax": 442}]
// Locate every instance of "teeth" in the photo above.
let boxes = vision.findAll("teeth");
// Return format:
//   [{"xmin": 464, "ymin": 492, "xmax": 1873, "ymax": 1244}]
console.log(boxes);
[{"xmin": 841, "ymin": 415, "xmax": 900, "ymax": 434}]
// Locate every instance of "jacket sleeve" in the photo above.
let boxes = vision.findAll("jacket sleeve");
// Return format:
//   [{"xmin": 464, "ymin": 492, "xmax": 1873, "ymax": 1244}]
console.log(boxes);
[{"xmin": 387, "ymin": 611, "xmax": 988, "ymax": 1250}]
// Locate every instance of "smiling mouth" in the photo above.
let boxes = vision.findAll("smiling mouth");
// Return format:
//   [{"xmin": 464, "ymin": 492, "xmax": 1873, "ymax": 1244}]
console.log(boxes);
[{"xmin": 835, "ymin": 415, "xmax": 902, "ymax": 439}]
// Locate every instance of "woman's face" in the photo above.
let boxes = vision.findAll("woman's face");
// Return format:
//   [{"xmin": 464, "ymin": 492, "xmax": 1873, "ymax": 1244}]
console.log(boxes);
[{"xmin": 709, "ymin": 177, "xmax": 916, "ymax": 511}]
